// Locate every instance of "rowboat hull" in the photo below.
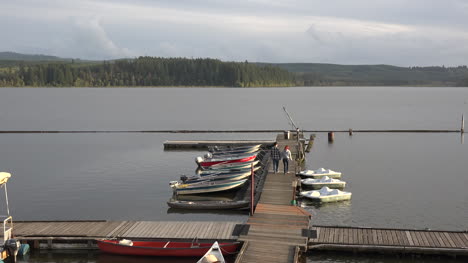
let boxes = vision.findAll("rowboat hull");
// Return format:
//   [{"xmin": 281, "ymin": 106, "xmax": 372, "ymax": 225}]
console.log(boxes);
[
  {"xmin": 172, "ymin": 179, "xmax": 248, "ymax": 195},
  {"xmin": 97, "ymin": 240, "xmax": 239, "ymax": 257},
  {"xmin": 184, "ymin": 171, "xmax": 252, "ymax": 183},
  {"xmin": 197, "ymin": 154, "xmax": 257, "ymax": 168},
  {"xmin": 201, "ymin": 160, "xmax": 259, "ymax": 170},
  {"xmin": 197, "ymin": 241, "xmax": 225, "ymax": 263}
]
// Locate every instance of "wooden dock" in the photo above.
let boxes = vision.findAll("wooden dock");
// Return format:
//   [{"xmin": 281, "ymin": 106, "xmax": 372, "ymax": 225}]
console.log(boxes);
[
  {"xmin": 309, "ymin": 226, "xmax": 468, "ymax": 256},
  {"xmin": 13, "ymin": 221, "xmax": 241, "ymax": 249},
  {"xmin": 235, "ymin": 133, "xmax": 312, "ymax": 263},
  {"xmin": 9, "ymin": 133, "xmax": 468, "ymax": 260}
]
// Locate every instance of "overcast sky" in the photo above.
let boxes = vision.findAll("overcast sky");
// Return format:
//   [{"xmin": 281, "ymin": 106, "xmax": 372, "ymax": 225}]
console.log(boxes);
[{"xmin": 1, "ymin": 0, "xmax": 468, "ymax": 66}]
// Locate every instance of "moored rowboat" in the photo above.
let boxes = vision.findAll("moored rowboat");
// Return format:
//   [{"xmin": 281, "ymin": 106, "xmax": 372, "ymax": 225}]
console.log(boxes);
[
  {"xmin": 170, "ymin": 178, "xmax": 248, "ymax": 195},
  {"xmin": 195, "ymin": 153, "xmax": 257, "ymax": 168},
  {"xmin": 197, "ymin": 241, "xmax": 225, "ymax": 263},
  {"xmin": 201, "ymin": 160, "xmax": 259, "ymax": 170},
  {"xmin": 96, "ymin": 239, "xmax": 239, "ymax": 257}
]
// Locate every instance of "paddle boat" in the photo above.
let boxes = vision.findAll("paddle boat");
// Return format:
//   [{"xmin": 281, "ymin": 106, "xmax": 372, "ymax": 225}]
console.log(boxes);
[
  {"xmin": 96, "ymin": 239, "xmax": 239, "ymax": 257},
  {"xmin": 195, "ymin": 152, "xmax": 257, "ymax": 168},
  {"xmin": 197, "ymin": 241, "xmax": 225, "ymax": 263},
  {"xmin": 300, "ymin": 176, "xmax": 346, "ymax": 189},
  {"xmin": 300, "ymin": 186, "xmax": 352, "ymax": 203},
  {"xmin": 170, "ymin": 178, "xmax": 248, "ymax": 195},
  {"xmin": 298, "ymin": 168, "xmax": 342, "ymax": 178}
]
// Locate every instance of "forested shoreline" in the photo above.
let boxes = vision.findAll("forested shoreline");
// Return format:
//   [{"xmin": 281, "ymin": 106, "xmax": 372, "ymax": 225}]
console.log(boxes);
[
  {"xmin": 1, "ymin": 52, "xmax": 468, "ymax": 87},
  {"xmin": 0, "ymin": 57, "xmax": 296, "ymax": 87}
]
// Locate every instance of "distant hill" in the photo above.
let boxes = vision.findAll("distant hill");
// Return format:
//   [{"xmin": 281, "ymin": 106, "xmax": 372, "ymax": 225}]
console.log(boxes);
[
  {"xmin": 0, "ymin": 51, "xmax": 67, "ymax": 61},
  {"xmin": 259, "ymin": 63, "xmax": 468, "ymax": 86}
]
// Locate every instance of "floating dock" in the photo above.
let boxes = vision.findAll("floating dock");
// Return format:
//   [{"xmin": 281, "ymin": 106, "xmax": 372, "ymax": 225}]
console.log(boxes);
[
  {"xmin": 309, "ymin": 225, "xmax": 468, "ymax": 256},
  {"xmin": 14, "ymin": 221, "xmax": 241, "ymax": 249}
]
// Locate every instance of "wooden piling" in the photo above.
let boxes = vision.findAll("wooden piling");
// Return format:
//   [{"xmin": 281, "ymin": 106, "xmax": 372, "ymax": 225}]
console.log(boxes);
[
  {"xmin": 461, "ymin": 114, "xmax": 465, "ymax": 133},
  {"xmin": 349, "ymin": 128, "xmax": 353, "ymax": 136},
  {"xmin": 328, "ymin": 132, "xmax": 334, "ymax": 142},
  {"xmin": 305, "ymin": 134, "xmax": 315, "ymax": 153}
]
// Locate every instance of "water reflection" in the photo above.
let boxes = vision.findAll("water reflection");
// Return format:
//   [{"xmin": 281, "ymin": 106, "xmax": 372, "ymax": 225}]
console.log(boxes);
[
  {"xmin": 307, "ymin": 251, "xmax": 466, "ymax": 263},
  {"xmin": 19, "ymin": 250, "xmax": 238, "ymax": 263}
]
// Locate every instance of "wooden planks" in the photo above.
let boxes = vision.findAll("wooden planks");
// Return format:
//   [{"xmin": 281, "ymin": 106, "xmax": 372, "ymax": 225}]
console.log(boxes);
[
  {"xmin": 309, "ymin": 226, "xmax": 468, "ymax": 250},
  {"xmin": 13, "ymin": 221, "xmax": 241, "ymax": 241},
  {"xmin": 237, "ymin": 135, "xmax": 310, "ymax": 263}
]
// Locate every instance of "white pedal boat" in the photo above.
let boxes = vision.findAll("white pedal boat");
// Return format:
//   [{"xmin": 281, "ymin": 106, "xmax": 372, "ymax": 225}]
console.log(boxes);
[
  {"xmin": 298, "ymin": 168, "xmax": 342, "ymax": 178},
  {"xmin": 300, "ymin": 186, "xmax": 351, "ymax": 203},
  {"xmin": 300, "ymin": 176, "xmax": 346, "ymax": 189}
]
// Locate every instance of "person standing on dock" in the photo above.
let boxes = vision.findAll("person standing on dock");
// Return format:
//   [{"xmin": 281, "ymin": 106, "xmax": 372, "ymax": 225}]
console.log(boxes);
[
  {"xmin": 282, "ymin": 145, "xmax": 292, "ymax": 174},
  {"xmin": 271, "ymin": 142, "xmax": 281, "ymax": 173}
]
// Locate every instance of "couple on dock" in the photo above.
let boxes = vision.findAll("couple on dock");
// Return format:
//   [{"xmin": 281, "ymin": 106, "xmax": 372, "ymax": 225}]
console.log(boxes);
[{"xmin": 271, "ymin": 142, "xmax": 292, "ymax": 174}]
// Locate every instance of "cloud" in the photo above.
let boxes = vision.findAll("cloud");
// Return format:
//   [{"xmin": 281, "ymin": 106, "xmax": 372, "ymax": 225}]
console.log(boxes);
[
  {"xmin": 67, "ymin": 17, "xmax": 134, "ymax": 59},
  {"xmin": 1, "ymin": 0, "xmax": 468, "ymax": 65}
]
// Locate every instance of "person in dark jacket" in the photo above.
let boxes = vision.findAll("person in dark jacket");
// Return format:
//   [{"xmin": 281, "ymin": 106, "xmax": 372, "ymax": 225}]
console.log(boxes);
[{"xmin": 271, "ymin": 142, "xmax": 281, "ymax": 173}]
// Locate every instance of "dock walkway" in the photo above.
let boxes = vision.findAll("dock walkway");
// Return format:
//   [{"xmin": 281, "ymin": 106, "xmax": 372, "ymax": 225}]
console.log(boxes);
[
  {"xmin": 309, "ymin": 226, "xmax": 468, "ymax": 256},
  {"xmin": 235, "ymin": 134, "xmax": 311, "ymax": 263}
]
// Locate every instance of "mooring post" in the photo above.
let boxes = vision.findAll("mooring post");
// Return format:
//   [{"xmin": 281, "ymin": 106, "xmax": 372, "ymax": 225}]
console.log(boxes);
[
  {"xmin": 461, "ymin": 114, "xmax": 465, "ymax": 133},
  {"xmin": 250, "ymin": 164, "xmax": 255, "ymax": 216},
  {"xmin": 328, "ymin": 132, "xmax": 334, "ymax": 142},
  {"xmin": 349, "ymin": 128, "xmax": 353, "ymax": 136}
]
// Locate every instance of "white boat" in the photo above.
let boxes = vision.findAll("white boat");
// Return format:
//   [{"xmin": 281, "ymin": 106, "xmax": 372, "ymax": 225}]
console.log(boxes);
[
  {"xmin": 197, "ymin": 241, "xmax": 225, "ymax": 263},
  {"xmin": 0, "ymin": 172, "xmax": 30, "ymax": 261},
  {"xmin": 298, "ymin": 168, "xmax": 342, "ymax": 178},
  {"xmin": 170, "ymin": 178, "xmax": 248, "ymax": 195},
  {"xmin": 300, "ymin": 187, "xmax": 352, "ymax": 203},
  {"xmin": 301, "ymin": 176, "xmax": 346, "ymax": 189}
]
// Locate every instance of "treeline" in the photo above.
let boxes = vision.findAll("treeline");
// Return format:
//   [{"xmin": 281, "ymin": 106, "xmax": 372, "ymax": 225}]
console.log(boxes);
[
  {"xmin": 0, "ymin": 57, "xmax": 296, "ymax": 87},
  {"xmin": 270, "ymin": 63, "xmax": 468, "ymax": 86}
]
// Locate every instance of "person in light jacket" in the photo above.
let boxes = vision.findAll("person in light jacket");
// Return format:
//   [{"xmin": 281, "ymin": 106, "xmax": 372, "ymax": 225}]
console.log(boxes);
[{"xmin": 282, "ymin": 145, "xmax": 292, "ymax": 174}]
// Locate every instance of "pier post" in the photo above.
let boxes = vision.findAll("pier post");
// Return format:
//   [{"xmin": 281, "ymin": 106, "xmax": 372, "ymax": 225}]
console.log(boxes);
[
  {"xmin": 250, "ymin": 164, "xmax": 255, "ymax": 216},
  {"xmin": 328, "ymin": 132, "xmax": 334, "ymax": 142},
  {"xmin": 349, "ymin": 128, "xmax": 353, "ymax": 136},
  {"xmin": 461, "ymin": 114, "xmax": 465, "ymax": 133}
]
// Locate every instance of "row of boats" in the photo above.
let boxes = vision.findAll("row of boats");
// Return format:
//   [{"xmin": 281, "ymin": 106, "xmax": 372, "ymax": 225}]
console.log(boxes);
[
  {"xmin": 169, "ymin": 144, "xmax": 262, "ymax": 195},
  {"xmin": 297, "ymin": 168, "xmax": 352, "ymax": 202},
  {"xmin": 97, "ymin": 145, "xmax": 264, "ymax": 260}
]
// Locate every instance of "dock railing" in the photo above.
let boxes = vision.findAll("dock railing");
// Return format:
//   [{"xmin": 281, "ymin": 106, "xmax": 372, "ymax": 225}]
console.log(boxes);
[{"xmin": 1, "ymin": 215, "xmax": 13, "ymax": 243}]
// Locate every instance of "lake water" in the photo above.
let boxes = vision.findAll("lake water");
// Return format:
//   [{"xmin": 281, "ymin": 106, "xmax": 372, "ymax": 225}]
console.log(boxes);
[{"xmin": 0, "ymin": 87, "xmax": 467, "ymax": 263}]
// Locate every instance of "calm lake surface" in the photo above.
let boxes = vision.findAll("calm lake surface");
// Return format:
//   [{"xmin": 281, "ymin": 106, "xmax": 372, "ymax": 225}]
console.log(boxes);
[{"xmin": 1, "ymin": 87, "xmax": 467, "ymax": 263}]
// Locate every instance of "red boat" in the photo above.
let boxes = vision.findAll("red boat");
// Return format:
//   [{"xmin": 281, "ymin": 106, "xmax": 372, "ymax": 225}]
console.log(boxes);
[
  {"xmin": 96, "ymin": 239, "xmax": 240, "ymax": 257},
  {"xmin": 195, "ymin": 153, "xmax": 257, "ymax": 168}
]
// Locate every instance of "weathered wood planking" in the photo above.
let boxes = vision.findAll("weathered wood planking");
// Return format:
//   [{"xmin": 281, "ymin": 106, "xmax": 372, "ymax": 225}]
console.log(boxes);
[
  {"xmin": 309, "ymin": 226, "xmax": 468, "ymax": 252},
  {"xmin": 13, "ymin": 221, "xmax": 241, "ymax": 241},
  {"xmin": 237, "ymin": 134, "xmax": 311, "ymax": 263}
]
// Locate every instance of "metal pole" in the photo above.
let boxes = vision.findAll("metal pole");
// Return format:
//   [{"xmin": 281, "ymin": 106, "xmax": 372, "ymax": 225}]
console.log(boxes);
[
  {"xmin": 283, "ymin": 106, "xmax": 298, "ymax": 130},
  {"xmin": 250, "ymin": 164, "xmax": 255, "ymax": 216},
  {"xmin": 4, "ymin": 184, "xmax": 9, "ymax": 216}
]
